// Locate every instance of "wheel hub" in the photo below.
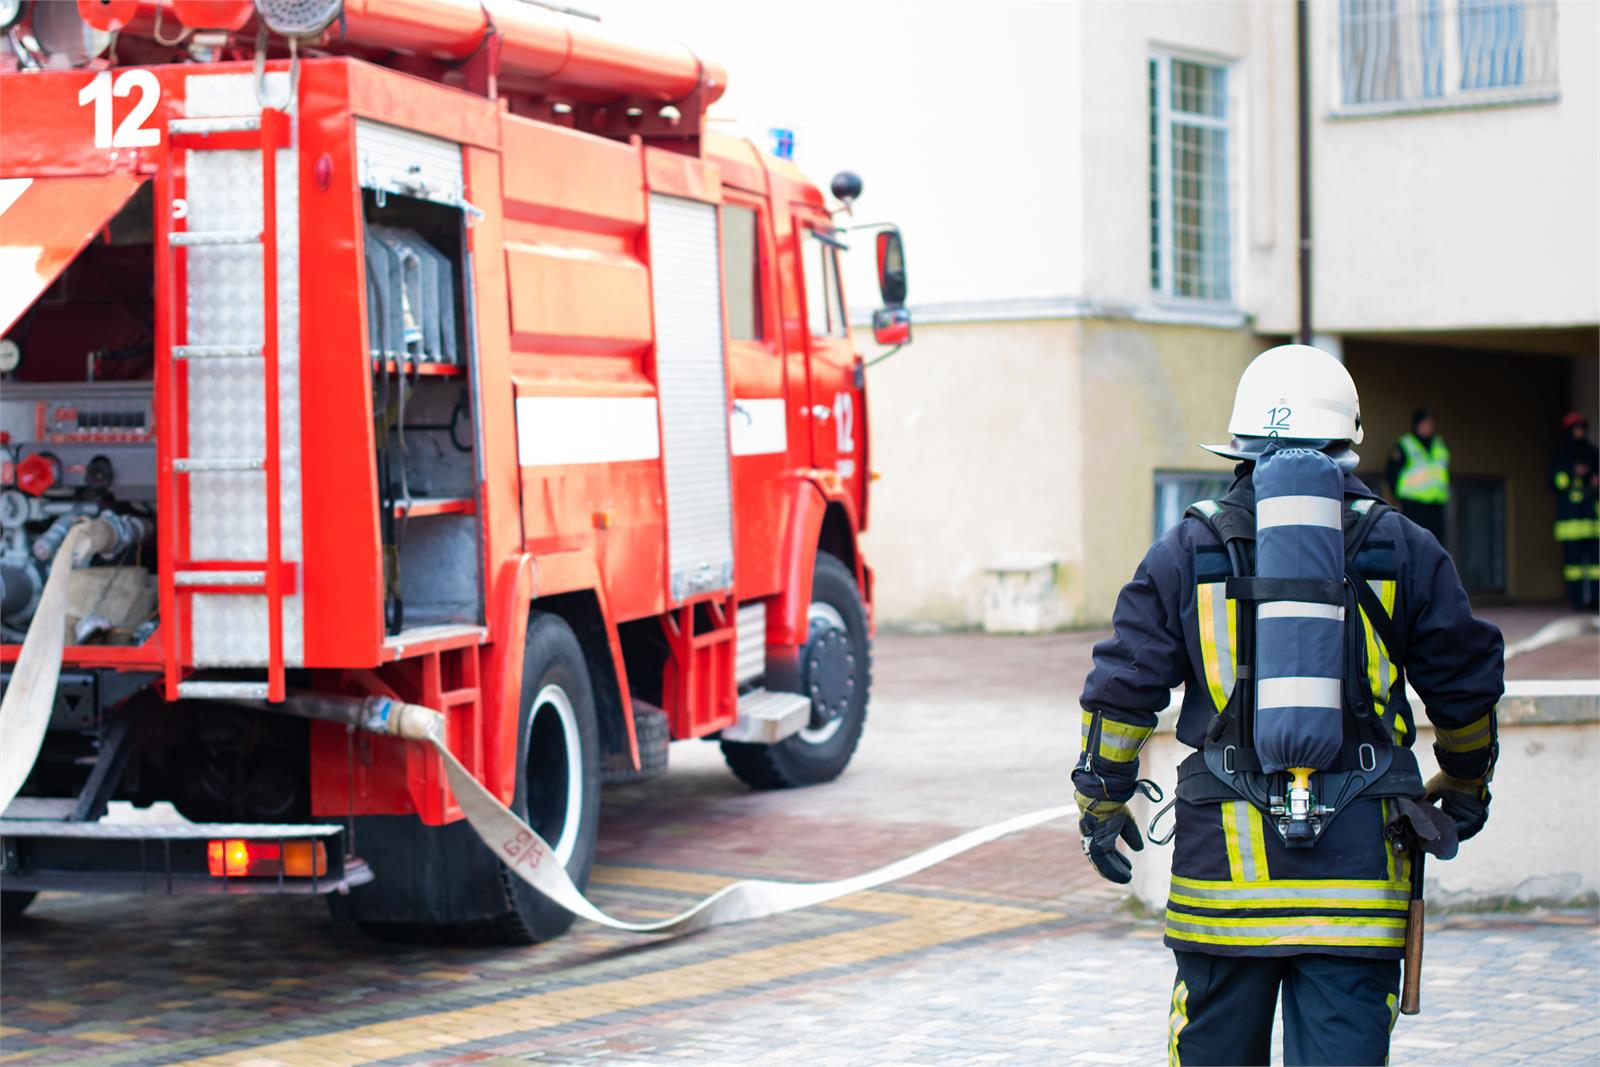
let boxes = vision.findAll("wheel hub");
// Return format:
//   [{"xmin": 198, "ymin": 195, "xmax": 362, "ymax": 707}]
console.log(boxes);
[{"xmin": 803, "ymin": 613, "xmax": 855, "ymax": 730}]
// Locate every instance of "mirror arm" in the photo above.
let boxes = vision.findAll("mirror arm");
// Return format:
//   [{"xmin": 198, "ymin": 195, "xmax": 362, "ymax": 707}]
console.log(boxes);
[{"xmin": 864, "ymin": 344, "xmax": 906, "ymax": 370}]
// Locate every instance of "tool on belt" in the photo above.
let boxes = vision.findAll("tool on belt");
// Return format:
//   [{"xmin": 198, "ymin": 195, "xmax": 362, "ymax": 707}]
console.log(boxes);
[{"xmin": 1384, "ymin": 794, "xmax": 1456, "ymax": 1015}]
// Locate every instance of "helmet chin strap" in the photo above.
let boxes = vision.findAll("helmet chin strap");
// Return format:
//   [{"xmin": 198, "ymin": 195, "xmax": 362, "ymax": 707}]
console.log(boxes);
[{"xmin": 1200, "ymin": 437, "xmax": 1361, "ymax": 471}]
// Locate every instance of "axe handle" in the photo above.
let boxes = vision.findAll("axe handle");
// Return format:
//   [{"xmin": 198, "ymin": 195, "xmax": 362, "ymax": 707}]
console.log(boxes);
[{"xmin": 1400, "ymin": 852, "xmax": 1425, "ymax": 1015}]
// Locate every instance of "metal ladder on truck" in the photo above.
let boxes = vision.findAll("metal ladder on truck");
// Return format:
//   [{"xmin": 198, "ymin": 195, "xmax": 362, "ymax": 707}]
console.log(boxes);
[{"xmin": 156, "ymin": 106, "xmax": 294, "ymax": 703}]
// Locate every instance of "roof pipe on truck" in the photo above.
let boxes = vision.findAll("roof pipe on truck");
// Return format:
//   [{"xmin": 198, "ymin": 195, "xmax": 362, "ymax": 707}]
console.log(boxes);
[
  {"xmin": 86, "ymin": 1, "xmax": 725, "ymax": 105},
  {"xmin": 335, "ymin": 0, "xmax": 726, "ymax": 103}
]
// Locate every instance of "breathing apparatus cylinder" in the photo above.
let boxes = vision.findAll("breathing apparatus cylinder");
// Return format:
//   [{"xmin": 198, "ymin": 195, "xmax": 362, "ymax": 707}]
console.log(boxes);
[{"xmin": 1252, "ymin": 447, "xmax": 1347, "ymax": 782}]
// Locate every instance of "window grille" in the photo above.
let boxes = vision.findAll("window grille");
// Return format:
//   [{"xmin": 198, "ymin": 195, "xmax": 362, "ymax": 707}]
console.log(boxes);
[
  {"xmin": 1338, "ymin": 0, "xmax": 1558, "ymax": 109},
  {"xmin": 1153, "ymin": 471, "xmax": 1235, "ymax": 539},
  {"xmin": 1149, "ymin": 54, "xmax": 1232, "ymax": 304}
]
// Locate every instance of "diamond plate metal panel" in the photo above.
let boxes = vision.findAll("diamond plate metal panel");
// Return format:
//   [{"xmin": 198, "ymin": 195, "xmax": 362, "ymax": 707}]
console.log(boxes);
[
  {"xmin": 182, "ymin": 73, "xmax": 304, "ymax": 666},
  {"xmin": 648, "ymin": 194, "xmax": 734, "ymax": 602}
]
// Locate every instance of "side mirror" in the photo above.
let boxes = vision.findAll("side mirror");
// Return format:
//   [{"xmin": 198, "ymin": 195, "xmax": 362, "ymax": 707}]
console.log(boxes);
[
  {"xmin": 872, "ymin": 306, "xmax": 911, "ymax": 347},
  {"xmin": 875, "ymin": 229, "xmax": 907, "ymax": 307}
]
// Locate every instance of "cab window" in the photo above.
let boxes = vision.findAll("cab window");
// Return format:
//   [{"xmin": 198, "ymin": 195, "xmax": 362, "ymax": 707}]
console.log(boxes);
[
  {"xmin": 802, "ymin": 229, "xmax": 848, "ymax": 338},
  {"xmin": 721, "ymin": 204, "xmax": 764, "ymax": 341}
]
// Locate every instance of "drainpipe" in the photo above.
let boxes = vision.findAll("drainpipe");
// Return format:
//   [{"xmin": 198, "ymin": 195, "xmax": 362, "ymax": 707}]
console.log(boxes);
[{"xmin": 1296, "ymin": 0, "xmax": 1313, "ymax": 345}]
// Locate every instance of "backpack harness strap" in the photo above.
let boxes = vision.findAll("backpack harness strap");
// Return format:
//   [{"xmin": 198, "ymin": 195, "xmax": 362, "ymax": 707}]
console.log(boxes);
[{"xmin": 1182, "ymin": 494, "xmax": 1425, "ymax": 848}]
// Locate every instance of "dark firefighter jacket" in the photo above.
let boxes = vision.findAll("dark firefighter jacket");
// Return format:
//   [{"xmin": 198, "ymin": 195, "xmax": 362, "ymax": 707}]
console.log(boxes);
[
  {"xmin": 1074, "ymin": 468, "xmax": 1504, "ymax": 959},
  {"xmin": 1549, "ymin": 437, "xmax": 1599, "ymax": 542}
]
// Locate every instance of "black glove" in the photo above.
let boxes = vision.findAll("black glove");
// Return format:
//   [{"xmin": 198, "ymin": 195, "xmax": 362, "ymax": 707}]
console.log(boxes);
[
  {"xmin": 1077, "ymin": 793, "xmax": 1144, "ymax": 884},
  {"xmin": 1425, "ymin": 772, "xmax": 1490, "ymax": 842}
]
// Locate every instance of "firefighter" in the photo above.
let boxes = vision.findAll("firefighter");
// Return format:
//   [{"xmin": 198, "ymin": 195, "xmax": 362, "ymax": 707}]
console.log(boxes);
[
  {"xmin": 1549, "ymin": 412, "xmax": 1600, "ymax": 611},
  {"xmin": 1072, "ymin": 345, "xmax": 1503, "ymax": 1066},
  {"xmin": 1385, "ymin": 409, "xmax": 1451, "ymax": 549}
]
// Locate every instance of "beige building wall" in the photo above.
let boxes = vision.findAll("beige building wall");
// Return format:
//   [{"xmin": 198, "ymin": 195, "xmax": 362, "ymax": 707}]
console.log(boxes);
[
  {"xmin": 1255, "ymin": 0, "xmax": 1600, "ymax": 334},
  {"xmin": 1077, "ymin": 322, "xmax": 1257, "ymax": 618},
  {"xmin": 861, "ymin": 319, "xmax": 1086, "ymax": 628},
  {"xmin": 863, "ymin": 318, "xmax": 1256, "ymax": 629}
]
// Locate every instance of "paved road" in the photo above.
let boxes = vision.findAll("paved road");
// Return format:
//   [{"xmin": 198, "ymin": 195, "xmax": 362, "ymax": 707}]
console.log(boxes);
[{"xmin": 3, "ymin": 633, "xmax": 1596, "ymax": 1066}]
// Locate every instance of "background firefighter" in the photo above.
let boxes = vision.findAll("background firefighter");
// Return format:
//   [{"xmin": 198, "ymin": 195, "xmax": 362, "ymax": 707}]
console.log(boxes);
[
  {"xmin": 1071, "ymin": 346, "xmax": 1505, "ymax": 1066},
  {"xmin": 1549, "ymin": 412, "xmax": 1600, "ymax": 611},
  {"xmin": 1385, "ymin": 409, "xmax": 1452, "ymax": 551}
]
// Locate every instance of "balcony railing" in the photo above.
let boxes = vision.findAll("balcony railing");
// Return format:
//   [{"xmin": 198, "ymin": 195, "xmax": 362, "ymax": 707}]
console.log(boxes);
[{"xmin": 1337, "ymin": 0, "xmax": 1559, "ymax": 114}]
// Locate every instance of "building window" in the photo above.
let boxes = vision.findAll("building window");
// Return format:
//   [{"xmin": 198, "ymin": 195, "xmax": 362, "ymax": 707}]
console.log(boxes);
[
  {"xmin": 1153, "ymin": 471, "xmax": 1234, "ymax": 539},
  {"xmin": 1338, "ymin": 0, "xmax": 1559, "ymax": 111},
  {"xmin": 802, "ymin": 229, "xmax": 848, "ymax": 338},
  {"xmin": 721, "ymin": 204, "xmax": 764, "ymax": 341},
  {"xmin": 1149, "ymin": 54, "xmax": 1232, "ymax": 304}
]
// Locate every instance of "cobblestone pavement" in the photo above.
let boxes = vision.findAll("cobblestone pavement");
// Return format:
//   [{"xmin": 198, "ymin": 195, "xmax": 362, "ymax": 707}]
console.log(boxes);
[{"xmin": 3, "ymin": 634, "xmax": 1596, "ymax": 1066}]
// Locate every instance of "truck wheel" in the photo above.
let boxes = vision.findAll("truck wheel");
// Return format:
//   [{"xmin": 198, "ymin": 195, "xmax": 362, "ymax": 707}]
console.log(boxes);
[
  {"xmin": 459, "ymin": 612, "xmax": 602, "ymax": 944},
  {"xmin": 722, "ymin": 553, "xmax": 871, "ymax": 789},
  {"xmin": 1, "ymin": 891, "xmax": 36, "ymax": 925}
]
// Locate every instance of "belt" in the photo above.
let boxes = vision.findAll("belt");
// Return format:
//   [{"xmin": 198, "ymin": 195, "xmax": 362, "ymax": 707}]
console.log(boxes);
[{"xmin": 1175, "ymin": 748, "xmax": 1425, "ymax": 807}]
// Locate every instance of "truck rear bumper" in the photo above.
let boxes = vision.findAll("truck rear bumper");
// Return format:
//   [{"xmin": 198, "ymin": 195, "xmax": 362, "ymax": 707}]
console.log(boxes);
[{"xmin": 0, "ymin": 810, "xmax": 372, "ymax": 896}]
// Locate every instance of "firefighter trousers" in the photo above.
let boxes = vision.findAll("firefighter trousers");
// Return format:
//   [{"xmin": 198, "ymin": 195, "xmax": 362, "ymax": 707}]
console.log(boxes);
[
  {"xmin": 1168, "ymin": 951, "xmax": 1400, "ymax": 1066},
  {"xmin": 1560, "ymin": 537, "xmax": 1599, "ymax": 611}
]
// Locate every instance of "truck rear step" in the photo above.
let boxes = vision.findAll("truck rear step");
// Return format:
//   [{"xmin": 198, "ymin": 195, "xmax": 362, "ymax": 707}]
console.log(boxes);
[
  {"xmin": 721, "ymin": 688, "xmax": 811, "ymax": 744},
  {"xmin": 0, "ymin": 817, "xmax": 370, "ymax": 896}
]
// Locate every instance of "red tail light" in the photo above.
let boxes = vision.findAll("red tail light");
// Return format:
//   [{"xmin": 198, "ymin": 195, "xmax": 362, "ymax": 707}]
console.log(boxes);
[{"xmin": 206, "ymin": 839, "xmax": 327, "ymax": 878}]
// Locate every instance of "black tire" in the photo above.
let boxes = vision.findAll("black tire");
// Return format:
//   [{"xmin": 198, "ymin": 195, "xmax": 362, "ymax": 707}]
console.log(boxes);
[
  {"xmin": 1, "ymin": 890, "xmax": 37, "ymax": 925},
  {"xmin": 722, "ymin": 553, "xmax": 872, "ymax": 789},
  {"xmin": 458, "ymin": 612, "xmax": 602, "ymax": 944},
  {"xmin": 601, "ymin": 702, "xmax": 670, "ymax": 785}
]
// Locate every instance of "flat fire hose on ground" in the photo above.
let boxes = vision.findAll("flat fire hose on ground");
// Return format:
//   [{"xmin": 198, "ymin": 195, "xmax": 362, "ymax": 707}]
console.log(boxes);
[{"xmin": 0, "ymin": 536, "xmax": 1074, "ymax": 935}]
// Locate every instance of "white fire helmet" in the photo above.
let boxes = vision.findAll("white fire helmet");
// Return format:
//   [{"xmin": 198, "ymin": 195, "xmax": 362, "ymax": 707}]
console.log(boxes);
[{"xmin": 1202, "ymin": 344, "xmax": 1363, "ymax": 467}]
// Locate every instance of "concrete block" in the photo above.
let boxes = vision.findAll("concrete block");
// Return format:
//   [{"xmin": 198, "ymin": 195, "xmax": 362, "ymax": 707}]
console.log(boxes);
[{"xmin": 982, "ymin": 552, "xmax": 1059, "ymax": 634}]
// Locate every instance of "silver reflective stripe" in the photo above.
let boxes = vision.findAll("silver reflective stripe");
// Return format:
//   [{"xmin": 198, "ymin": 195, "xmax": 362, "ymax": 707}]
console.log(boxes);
[
  {"xmin": 1165, "ymin": 913, "xmax": 1407, "ymax": 942},
  {"xmin": 1258, "ymin": 601, "xmax": 1344, "ymax": 621},
  {"xmin": 1211, "ymin": 588, "xmax": 1236, "ymax": 697},
  {"xmin": 1172, "ymin": 879, "xmax": 1408, "ymax": 904},
  {"xmin": 1256, "ymin": 495, "xmax": 1343, "ymax": 530},
  {"xmin": 1230, "ymin": 803, "xmax": 1261, "ymax": 881},
  {"xmin": 1257, "ymin": 676, "xmax": 1343, "ymax": 710}
]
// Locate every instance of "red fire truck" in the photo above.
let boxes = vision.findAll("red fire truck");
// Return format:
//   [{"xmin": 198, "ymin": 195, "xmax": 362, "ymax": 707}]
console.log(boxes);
[{"xmin": 0, "ymin": 0, "xmax": 911, "ymax": 942}]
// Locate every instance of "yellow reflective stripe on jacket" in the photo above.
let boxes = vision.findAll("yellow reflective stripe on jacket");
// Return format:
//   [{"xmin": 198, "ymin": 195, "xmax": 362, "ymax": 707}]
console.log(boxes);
[
  {"xmin": 1565, "ymin": 564, "xmax": 1600, "ymax": 580},
  {"xmin": 1435, "ymin": 712, "xmax": 1493, "ymax": 753},
  {"xmin": 1555, "ymin": 517, "xmax": 1598, "ymax": 541},
  {"xmin": 1164, "ymin": 910, "xmax": 1407, "ymax": 948},
  {"xmin": 1220, "ymin": 801, "xmax": 1269, "ymax": 882},
  {"xmin": 1173, "ymin": 875, "xmax": 1410, "ymax": 892},
  {"xmin": 1171, "ymin": 874, "xmax": 1409, "ymax": 907},
  {"xmin": 1097, "ymin": 718, "xmax": 1153, "ymax": 763},
  {"xmin": 1358, "ymin": 579, "xmax": 1402, "ymax": 742},
  {"xmin": 1080, "ymin": 709, "xmax": 1154, "ymax": 765},
  {"xmin": 1196, "ymin": 581, "xmax": 1236, "ymax": 712}
]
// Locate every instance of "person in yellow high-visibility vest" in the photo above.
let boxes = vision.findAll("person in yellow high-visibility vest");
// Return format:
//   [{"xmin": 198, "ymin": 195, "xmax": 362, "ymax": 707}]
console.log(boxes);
[
  {"xmin": 1386, "ymin": 409, "xmax": 1451, "ymax": 550},
  {"xmin": 1549, "ymin": 412, "xmax": 1599, "ymax": 611}
]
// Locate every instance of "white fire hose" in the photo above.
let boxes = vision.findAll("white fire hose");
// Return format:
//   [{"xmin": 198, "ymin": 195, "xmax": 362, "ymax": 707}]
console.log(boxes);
[
  {"xmin": 0, "ymin": 523, "xmax": 94, "ymax": 814},
  {"xmin": 0, "ymin": 527, "xmax": 1074, "ymax": 936},
  {"xmin": 371, "ymin": 693, "xmax": 1071, "ymax": 935}
]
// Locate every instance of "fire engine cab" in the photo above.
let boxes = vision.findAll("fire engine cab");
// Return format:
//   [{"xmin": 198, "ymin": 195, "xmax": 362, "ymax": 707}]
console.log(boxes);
[{"xmin": 0, "ymin": 0, "xmax": 911, "ymax": 942}]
